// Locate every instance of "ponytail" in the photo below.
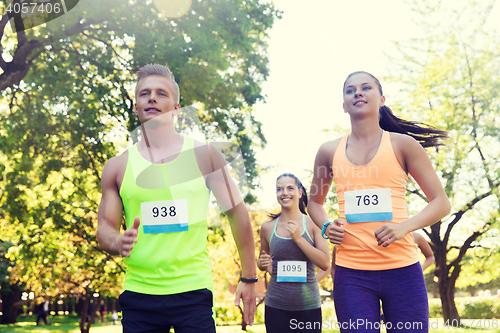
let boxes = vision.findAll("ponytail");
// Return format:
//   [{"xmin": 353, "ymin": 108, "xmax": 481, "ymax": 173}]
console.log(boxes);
[
  {"xmin": 298, "ymin": 182, "xmax": 308, "ymax": 216},
  {"xmin": 379, "ymin": 106, "xmax": 448, "ymax": 148},
  {"xmin": 344, "ymin": 71, "xmax": 448, "ymax": 148},
  {"xmin": 268, "ymin": 173, "xmax": 308, "ymax": 220}
]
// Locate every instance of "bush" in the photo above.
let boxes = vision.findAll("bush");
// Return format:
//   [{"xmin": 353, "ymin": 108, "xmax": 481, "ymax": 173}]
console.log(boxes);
[
  {"xmin": 429, "ymin": 297, "xmax": 500, "ymax": 319},
  {"xmin": 214, "ymin": 300, "xmax": 265, "ymax": 326},
  {"xmin": 461, "ymin": 297, "xmax": 500, "ymax": 319},
  {"xmin": 321, "ymin": 302, "xmax": 336, "ymax": 321},
  {"xmin": 429, "ymin": 298, "xmax": 442, "ymax": 318}
]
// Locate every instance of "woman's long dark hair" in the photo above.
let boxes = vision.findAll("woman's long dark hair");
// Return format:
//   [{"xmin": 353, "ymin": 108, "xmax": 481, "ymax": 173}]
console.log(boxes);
[
  {"xmin": 268, "ymin": 173, "xmax": 308, "ymax": 220},
  {"xmin": 344, "ymin": 71, "xmax": 448, "ymax": 148}
]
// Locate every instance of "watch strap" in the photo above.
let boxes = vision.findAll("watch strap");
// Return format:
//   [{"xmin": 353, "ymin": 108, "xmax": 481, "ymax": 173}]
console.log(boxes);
[
  {"xmin": 240, "ymin": 276, "xmax": 258, "ymax": 283},
  {"xmin": 321, "ymin": 221, "xmax": 333, "ymax": 239}
]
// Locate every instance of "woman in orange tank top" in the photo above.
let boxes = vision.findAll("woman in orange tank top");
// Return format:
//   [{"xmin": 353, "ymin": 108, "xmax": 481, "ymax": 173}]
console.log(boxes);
[{"xmin": 308, "ymin": 71, "xmax": 451, "ymax": 332}]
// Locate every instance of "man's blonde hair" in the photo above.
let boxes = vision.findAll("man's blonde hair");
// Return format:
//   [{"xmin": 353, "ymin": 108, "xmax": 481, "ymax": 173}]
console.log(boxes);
[{"xmin": 135, "ymin": 64, "xmax": 180, "ymax": 104}]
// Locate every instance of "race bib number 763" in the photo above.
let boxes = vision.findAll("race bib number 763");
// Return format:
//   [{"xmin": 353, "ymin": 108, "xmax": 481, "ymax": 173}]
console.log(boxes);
[{"xmin": 344, "ymin": 188, "xmax": 393, "ymax": 223}]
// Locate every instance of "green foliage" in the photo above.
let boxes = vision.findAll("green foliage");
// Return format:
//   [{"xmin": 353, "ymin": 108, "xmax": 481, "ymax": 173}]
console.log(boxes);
[
  {"xmin": 215, "ymin": 300, "xmax": 265, "ymax": 326},
  {"xmin": 1, "ymin": 0, "xmax": 281, "ymax": 199},
  {"xmin": 0, "ymin": 239, "xmax": 14, "ymax": 290},
  {"xmin": 321, "ymin": 301, "xmax": 336, "ymax": 321},
  {"xmin": 0, "ymin": 0, "xmax": 280, "ymax": 327},
  {"xmin": 430, "ymin": 297, "xmax": 500, "ymax": 319},
  {"xmin": 456, "ymin": 247, "xmax": 500, "ymax": 289},
  {"xmin": 429, "ymin": 298, "xmax": 443, "ymax": 318},
  {"xmin": 0, "ymin": 82, "xmax": 123, "ymax": 298},
  {"xmin": 462, "ymin": 297, "xmax": 500, "ymax": 320},
  {"xmin": 386, "ymin": 0, "xmax": 500, "ymax": 321},
  {"xmin": 207, "ymin": 207, "xmax": 271, "ymax": 328}
]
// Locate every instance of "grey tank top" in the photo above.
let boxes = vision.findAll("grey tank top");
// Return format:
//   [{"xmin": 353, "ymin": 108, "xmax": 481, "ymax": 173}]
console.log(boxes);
[{"xmin": 265, "ymin": 215, "xmax": 321, "ymax": 311}]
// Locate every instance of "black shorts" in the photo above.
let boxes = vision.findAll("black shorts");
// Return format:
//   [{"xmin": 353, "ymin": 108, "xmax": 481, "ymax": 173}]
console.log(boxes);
[
  {"xmin": 119, "ymin": 289, "xmax": 215, "ymax": 333},
  {"xmin": 265, "ymin": 305, "xmax": 322, "ymax": 333}
]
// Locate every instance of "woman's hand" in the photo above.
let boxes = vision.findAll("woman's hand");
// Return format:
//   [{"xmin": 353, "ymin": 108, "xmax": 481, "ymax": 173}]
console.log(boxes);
[
  {"xmin": 374, "ymin": 223, "xmax": 409, "ymax": 247},
  {"xmin": 326, "ymin": 218, "xmax": 344, "ymax": 245},
  {"xmin": 257, "ymin": 250, "xmax": 272, "ymax": 273},
  {"xmin": 287, "ymin": 220, "xmax": 302, "ymax": 242}
]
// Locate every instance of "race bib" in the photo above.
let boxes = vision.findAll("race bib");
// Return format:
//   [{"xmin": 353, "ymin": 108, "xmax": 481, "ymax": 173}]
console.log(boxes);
[
  {"xmin": 276, "ymin": 261, "xmax": 307, "ymax": 282},
  {"xmin": 344, "ymin": 188, "xmax": 393, "ymax": 223},
  {"xmin": 141, "ymin": 200, "xmax": 188, "ymax": 234}
]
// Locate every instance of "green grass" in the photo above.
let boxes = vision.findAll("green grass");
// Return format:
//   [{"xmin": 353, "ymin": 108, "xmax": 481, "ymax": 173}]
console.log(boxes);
[
  {"xmin": 0, "ymin": 315, "xmax": 122, "ymax": 333},
  {"xmin": 2, "ymin": 316, "xmax": 500, "ymax": 332}
]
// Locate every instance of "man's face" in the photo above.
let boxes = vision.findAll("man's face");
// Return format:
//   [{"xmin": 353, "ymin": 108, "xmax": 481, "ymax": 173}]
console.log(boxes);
[{"xmin": 134, "ymin": 75, "xmax": 180, "ymax": 124}]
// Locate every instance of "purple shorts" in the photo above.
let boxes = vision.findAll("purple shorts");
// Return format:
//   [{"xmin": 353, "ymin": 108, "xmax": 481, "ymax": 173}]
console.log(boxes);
[{"xmin": 334, "ymin": 262, "xmax": 428, "ymax": 332}]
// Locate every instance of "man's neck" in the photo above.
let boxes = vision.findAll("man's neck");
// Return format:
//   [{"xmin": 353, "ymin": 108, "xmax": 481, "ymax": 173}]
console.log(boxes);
[{"xmin": 138, "ymin": 123, "xmax": 184, "ymax": 163}]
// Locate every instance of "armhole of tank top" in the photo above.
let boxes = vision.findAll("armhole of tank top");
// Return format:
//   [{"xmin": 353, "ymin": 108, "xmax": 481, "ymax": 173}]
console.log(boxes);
[
  {"xmin": 270, "ymin": 216, "xmax": 279, "ymax": 243},
  {"xmin": 119, "ymin": 147, "xmax": 133, "ymax": 198},
  {"xmin": 385, "ymin": 131, "xmax": 408, "ymax": 189},
  {"xmin": 189, "ymin": 138, "xmax": 211, "ymax": 192},
  {"xmin": 332, "ymin": 135, "xmax": 347, "ymax": 168},
  {"xmin": 208, "ymin": 142, "xmax": 215, "ymax": 173},
  {"xmin": 302, "ymin": 215, "xmax": 313, "ymax": 242}
]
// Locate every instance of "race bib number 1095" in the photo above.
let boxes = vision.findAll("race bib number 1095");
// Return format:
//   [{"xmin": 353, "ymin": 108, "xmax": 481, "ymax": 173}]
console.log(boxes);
[{"xmin": 277, "ymin": 261, "xmax": 307, "ymax": 282}]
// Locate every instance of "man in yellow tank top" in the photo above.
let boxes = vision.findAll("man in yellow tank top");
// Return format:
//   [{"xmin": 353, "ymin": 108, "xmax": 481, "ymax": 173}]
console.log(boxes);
[{"xmin": 96, "ymin": 64, "xmax": 257, "ymax": 332}]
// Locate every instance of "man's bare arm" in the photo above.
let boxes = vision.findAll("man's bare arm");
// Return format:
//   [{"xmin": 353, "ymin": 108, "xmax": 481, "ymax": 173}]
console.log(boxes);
[
  {"xmin": 201, "ymin": 144, "xmax": 256, "ymax": 325},
  {"xmin": 97, "ymin": 153, "xmax": 139, "ymax": 257}
]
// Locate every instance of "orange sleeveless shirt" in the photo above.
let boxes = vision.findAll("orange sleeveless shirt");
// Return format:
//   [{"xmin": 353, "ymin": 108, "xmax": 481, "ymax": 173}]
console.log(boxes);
[{"xmin": 333, "ymin": 131, "xmax": 418, "ymax": 270}]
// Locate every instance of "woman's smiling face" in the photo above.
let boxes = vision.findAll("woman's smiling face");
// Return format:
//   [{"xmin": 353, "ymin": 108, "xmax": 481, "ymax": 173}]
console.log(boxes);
[
  {"xmin": 342, "ymin": 72, "xmax": 385, "ymax": 117},
  {"xmin": 276, "ymin": 176, "xmax": 302, "ymax": 208}
]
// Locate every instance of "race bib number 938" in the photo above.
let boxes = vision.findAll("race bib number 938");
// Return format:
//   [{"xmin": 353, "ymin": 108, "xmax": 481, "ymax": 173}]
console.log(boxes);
[{"xmin": 140, "ymin": 199, "xmax": 188, "ymax": 234}]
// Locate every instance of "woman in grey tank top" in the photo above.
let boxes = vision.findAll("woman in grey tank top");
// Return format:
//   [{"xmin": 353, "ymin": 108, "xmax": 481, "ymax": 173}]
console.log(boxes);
[{"xmin": 257, "ymin": 173, "xmax": 331, "ymax": 332}]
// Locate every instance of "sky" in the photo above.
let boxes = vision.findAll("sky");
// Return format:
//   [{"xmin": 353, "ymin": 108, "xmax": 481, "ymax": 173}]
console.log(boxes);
[{"xmin": 251, "ymin": 0, "xmax": 500, "ymax": 209}]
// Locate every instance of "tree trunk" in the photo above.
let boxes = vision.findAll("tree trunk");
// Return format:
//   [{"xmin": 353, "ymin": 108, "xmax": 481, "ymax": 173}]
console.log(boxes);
[
  {"xmin": 237, "ymin": 289, "xmax": 266, "ymax": 331},
  {"xmin": 76, "ymin": 295, "xmax": 84, "ymax": 315},
  {"xmin": 79, "ymin": 290, "xmax": 100, "ymax": 333},
  {"xmin": 238, "ymin": 305, "xmax": 247, "ymax": 331},
  {"xmin": 0, "ymin": 284, "xmax": 22, "ymax": 324},
  {"xmin": 79, "ymin": 292, "xmax": 90, "ymax": 333},
  {"xmin": 439, "ymin": 277, "xmax": 460, "ymax": 324},
  {"xmin": 434, "ymin": 241, "xmax": 460, "ymax": 324}
]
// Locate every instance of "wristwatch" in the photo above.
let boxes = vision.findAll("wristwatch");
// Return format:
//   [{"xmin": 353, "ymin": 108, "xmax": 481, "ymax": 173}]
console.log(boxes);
[
  {"xmin": 240, "ymin": 276, "xmax": 259, "ymax": 283},
  {"xmin": 321, "ymin": 221, "xmax": 333, "ymax": 239}
]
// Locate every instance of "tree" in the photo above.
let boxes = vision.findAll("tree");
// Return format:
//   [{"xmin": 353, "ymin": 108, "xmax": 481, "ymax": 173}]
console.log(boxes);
[
  {"xmin": 456, "ymin": 248, "xmax": 500, "ymax": 294},
  {"xmin": 0, "ymin": 236, "xmax": 23, "ymax": 325},
  {"xmin": 0, "ymin": 0, "xmax": 280, "ymax": 328},
  {"xmin": 0, "ymin": 0, "xmax": 280, "ymax": 196},
  {"xmin": 0, "ymin": 73, "xmax": 124, "ymax": 327},
  {"xmin": 388, "ymin": 0, "xmax": 500, "ymax": 322}
]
